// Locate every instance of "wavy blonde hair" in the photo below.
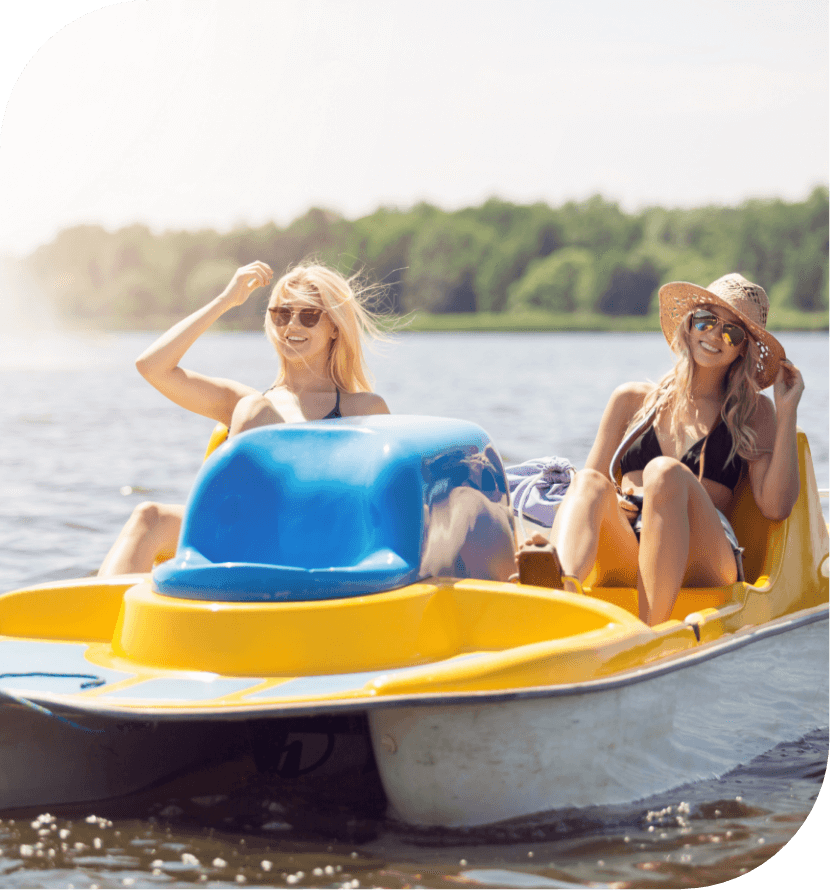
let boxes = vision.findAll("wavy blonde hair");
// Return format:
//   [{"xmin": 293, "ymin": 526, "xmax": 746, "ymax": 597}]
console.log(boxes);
[
  {"xmin": 264, "ymin": 262, "xmax": 391, "ymax": 393},
  {"xmin": 630, "ymin": 309, "xmax": 762, "ymax": 467}
]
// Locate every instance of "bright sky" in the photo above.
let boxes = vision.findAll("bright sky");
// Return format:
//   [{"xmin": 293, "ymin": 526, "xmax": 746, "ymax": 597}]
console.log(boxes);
[{"xmin": 0, "ymin": 0, "xmax": 827, "ymax": 257}]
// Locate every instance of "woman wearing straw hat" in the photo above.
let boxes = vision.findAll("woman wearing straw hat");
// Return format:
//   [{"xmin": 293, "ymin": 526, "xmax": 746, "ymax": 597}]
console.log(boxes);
[{"xmin": 517, "ymin": 273, "xmax": 804, "ymax": 626}]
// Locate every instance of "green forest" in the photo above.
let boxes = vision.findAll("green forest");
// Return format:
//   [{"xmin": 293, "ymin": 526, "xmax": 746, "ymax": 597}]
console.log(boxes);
[{"xmin": 13, "ymin": 187, "xmax": 830, "ymax": 331}]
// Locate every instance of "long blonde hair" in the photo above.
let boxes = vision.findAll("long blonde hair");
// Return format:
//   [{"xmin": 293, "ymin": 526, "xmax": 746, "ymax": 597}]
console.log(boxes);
[
  {"xmin": 630, "ymin": 311, "xmax": 761, "ymax": 466},
  {"xmin": 264, "ymin": 262, "xmax": 390, "ymax": 393}
]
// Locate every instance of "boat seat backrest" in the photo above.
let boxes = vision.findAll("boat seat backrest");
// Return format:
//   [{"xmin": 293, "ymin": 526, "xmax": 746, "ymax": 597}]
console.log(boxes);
[
  {"xmin": 185, "ymin": 424, "xmax": 424, "ymax": 570},
  {"xmin": 726, "ymin": 430, "xmax": 827, "ymax": 588},
  {"xmin": 204, "ymin": 423, "xmax": 229, "ymax": 461}
]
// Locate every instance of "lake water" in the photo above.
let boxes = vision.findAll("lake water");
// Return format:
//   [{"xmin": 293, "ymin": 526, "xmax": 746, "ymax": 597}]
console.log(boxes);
[{"xmin": 0, "ymin": 329, "xmax": 827, "ymax": 888}]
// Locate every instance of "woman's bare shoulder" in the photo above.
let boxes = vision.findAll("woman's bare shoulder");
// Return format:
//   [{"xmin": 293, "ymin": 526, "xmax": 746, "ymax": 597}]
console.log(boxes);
[
  {"xmin": 607, "ymin": 381, "xmax": 653, "ymax": 414},
  {"xmin": 584, "ymin": 381, "xmax": 653, "ymax": 473},
  {"xmin": 341, "ymin": 391, "xmax": 390, "ymax": 416}
]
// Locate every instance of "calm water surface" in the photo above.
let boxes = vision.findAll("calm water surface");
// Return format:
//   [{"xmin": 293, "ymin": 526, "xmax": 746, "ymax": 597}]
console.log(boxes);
[{"xmin": 0, "ymin": 330, "xmax": 827, "ymax": 888}]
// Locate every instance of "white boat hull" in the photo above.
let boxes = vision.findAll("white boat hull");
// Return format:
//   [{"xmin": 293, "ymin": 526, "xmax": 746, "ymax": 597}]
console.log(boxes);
[{"xmin": 368, "ymin": 610, "xmax": 829, "ymax": 827}]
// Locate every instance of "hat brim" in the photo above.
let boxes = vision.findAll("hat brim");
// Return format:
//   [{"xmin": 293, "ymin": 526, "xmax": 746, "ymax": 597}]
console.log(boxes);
[{"xmin": 658, "ymin": 281, "xmax": 786, "ymax": 390}]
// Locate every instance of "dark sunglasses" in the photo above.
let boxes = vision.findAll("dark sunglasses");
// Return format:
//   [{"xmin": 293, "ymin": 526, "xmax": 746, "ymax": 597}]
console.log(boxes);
[
  {"xmin": 268, "ymin": 306, "xmax": 324, "ymax": 328},
  {"xmin": 691, "ymin": 309, "xmax": 747, "ymax": 347}
]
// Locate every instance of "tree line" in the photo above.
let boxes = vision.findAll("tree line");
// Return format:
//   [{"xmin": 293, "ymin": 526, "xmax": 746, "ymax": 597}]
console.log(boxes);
[{"xmin": 15, "ymin": 187, "xmax": 829, "ymax": 329}]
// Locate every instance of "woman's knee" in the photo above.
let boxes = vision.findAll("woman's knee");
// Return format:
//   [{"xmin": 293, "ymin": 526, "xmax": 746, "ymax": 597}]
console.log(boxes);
[
  {"xmin": 642, "ymin": 457, "xmax": 690, "ymax": 503},
  {"xmin": 129, "ymin": 501, "xmax": 181, "ymax": 533},
  {"xmin": 571, "ymin": 468, "xmax": 616, "ymax": 501},
  {"xmin": 553, "ymin": 470, "xmax": 616, "ymax": 531},
  {"xmin": 130, "ymin": 501, "xmax": 162, "ymax": 527},
  {"xmin": 562, "ymin": 469, "xmax": 618, "ymax": 516}
]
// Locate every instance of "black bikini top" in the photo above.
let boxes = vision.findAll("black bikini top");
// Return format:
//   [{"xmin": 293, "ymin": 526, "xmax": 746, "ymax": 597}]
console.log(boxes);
[{"xmin": 619, "ymin": 419, "xmax": 743, "ymax": 490}]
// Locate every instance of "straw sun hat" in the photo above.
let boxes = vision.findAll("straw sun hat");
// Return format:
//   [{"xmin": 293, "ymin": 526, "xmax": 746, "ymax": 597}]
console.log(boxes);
[{"xmin": 658, "ymin": 273, "xmax": 786, "ymax": 390}]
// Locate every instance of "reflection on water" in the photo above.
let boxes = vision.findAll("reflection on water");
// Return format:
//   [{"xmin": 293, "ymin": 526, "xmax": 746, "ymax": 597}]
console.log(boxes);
[{"xmin": 0, "ymin": 331, "xmax": 827, "ymax": 887}]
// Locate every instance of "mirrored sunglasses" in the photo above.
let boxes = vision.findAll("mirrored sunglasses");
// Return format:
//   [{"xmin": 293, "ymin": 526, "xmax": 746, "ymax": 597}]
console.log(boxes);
[
  {"xmin": 691, "ymin": 309, "xmax": 747, "ymax": 347},
  {"xmin": 268, "ymin": 306, "xmax": 324, "ymax": 328}
]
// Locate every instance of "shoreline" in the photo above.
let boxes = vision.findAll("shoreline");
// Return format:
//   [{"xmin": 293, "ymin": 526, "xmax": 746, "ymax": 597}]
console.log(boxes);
[
  {"xmin": 401, "ymin": 310, "xmax": 830, "ymax": 333},
  {"xmin": 66, "ymin": 312, "xmax": 829, "ymax": 335}
]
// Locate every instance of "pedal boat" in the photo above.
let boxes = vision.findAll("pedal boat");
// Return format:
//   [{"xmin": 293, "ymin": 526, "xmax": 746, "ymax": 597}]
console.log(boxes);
[{"xmin": 1, "ymin": 415, "xmax": 827, "ymax": 827}]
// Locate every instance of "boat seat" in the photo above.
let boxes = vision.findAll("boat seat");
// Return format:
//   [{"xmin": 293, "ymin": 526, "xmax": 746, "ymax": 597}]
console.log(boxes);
[{"xmin": 153, "ymin": 415, "xmax": 516, "ymax": 602}]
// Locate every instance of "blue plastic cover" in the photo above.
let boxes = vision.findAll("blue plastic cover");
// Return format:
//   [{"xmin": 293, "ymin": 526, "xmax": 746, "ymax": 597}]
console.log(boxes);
[{"xmin": 153, "ymin": 416, "xmax": 516, "ymax": 602}]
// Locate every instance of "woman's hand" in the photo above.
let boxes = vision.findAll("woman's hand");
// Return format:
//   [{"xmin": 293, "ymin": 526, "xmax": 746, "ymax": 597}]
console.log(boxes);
[
  {"xmin": 219, "ymin": 262, "xmax": 274, "ymax": 308},
  {"xmin": 772, "ymin": 358, "xmax": 804, "ymax": 422}
]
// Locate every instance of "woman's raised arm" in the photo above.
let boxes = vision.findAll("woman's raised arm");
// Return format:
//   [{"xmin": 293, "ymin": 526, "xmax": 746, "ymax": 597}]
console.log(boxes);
[
  {"xmin": 747, "ymin": 360, "xmax": 804, "ymax": 521},
  {"xmin": 134, "ymin": 262, "xmax": 273, "ymax": 426}
]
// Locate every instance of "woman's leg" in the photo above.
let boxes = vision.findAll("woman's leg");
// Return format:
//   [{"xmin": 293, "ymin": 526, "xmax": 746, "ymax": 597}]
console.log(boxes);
[
  {"xmin": 638, "ymin": 457, "xmax": 738, "ymax": 625},
  {"xmin": 229, "ymin": 394, "xmax": 285, "ymax": 437},
  {"xmin": 551, "ymin": 470, "xmax": 640, "ymax": 584},
  {"xmin": 97, "ymin": 502, "xmax": 184, "ymax": 578},
  {"xmin": 518, "ymin": 469, "xmax": 639, "ymax": 592}
]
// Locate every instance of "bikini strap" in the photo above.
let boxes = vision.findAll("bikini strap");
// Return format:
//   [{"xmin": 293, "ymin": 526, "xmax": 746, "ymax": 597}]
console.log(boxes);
[{"xmin": 609, "ymin": 407, "xmax": 657, "ymax": 489}]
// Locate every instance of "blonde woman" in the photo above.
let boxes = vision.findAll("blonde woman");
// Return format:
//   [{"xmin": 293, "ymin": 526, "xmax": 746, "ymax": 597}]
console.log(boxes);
[
  {"xmin": 98, "ymin": 261, "xmax": 390, "ymax": 577},
  {"xmin": 518, "ymin": 274, "xmax": 804, "ymax": 626}
]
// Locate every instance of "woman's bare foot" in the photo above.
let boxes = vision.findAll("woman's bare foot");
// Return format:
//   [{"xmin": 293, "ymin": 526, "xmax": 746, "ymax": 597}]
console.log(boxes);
[{"xmin": 516, "ymin": 534, "xmax": 564, "ymax": 589}]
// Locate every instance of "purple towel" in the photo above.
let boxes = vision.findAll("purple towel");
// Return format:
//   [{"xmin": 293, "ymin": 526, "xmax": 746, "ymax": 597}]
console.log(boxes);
[{"xmin": 507, "ymin": 456, "xmax": 575, "ymax": 527}]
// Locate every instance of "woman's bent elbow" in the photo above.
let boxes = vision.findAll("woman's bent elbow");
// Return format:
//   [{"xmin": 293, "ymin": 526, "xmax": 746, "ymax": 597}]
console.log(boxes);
[
  {"xmin": 135, "ymin": 355, "xmax": 155, "ymax": 380},
  {"xmin": 759, "ymin": 502, "xmax": 796, "ymax": 523},
  {"xmin": 758, "ymin": 487, "xmax": 799, "ymax": 522}
]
